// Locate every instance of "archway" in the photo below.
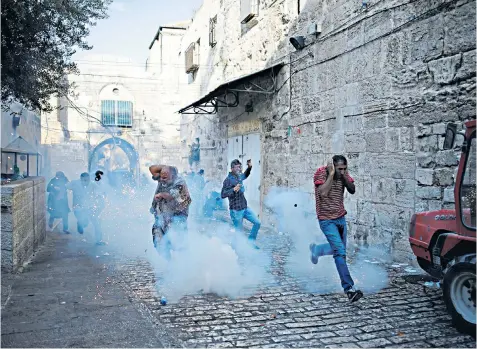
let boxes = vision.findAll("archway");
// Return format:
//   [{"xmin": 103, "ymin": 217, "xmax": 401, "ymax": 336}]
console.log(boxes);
[{"xmin": 89, "ymin": 138, "xmax": 138, "ymax": 188}]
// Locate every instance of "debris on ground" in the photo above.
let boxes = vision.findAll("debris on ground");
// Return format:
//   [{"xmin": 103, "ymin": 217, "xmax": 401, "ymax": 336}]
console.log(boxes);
[
  {"xmin": 423, "ymin": 281, "xmax": 441, "ymax": 288},
  {"xmin": 404, "ymin": 267, "xmax": 418, "ymax": 273}
]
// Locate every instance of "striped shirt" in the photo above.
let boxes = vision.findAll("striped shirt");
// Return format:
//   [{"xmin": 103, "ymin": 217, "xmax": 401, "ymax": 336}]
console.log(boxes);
[{"xmin": 314, "ymin": 166, "xmax": 354, "ymax": 221}]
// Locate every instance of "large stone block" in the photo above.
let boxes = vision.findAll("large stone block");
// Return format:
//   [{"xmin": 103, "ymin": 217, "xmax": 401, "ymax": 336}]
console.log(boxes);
[
  {"xmin": 417, "ymin": 152, "xmax": 435, "ymax": 168},
  {"xmin": 416, "ymin": 168, "xmax": 434, "ymax": 185},
  {"xmin": 416, "ymin": 186, "xmax": 442, "ymax": 200},
  {"xmin": 365, "ymin": 131, "xmax": 387, "ymax": 153},
  {"xmin": 394, "ymin": 179, "xmax": 416, "ymax": 209},
  {"xmin": 346, "ymin": 19, "xmax": 364, "ymax": 51},
  {"xmin": 302, "ymin": 95, "xmax": 321, "ymax": 114},
  {"xmin": 443, "ymin": 187, "xmax": 455, "ymax": 203},
  {"xmin": 404, "ymin": 15, "xmax": 443, "ymax": 65},
  {"xmin": 385, "ymin": 128, "xmax": 400, "ymax": 152},
  {"xmin": 342, "ymin": 111, "xmax": 363, "ymax": 134},
  {"xmin": 369, "ymin": 154, "xmax": 416, "ymax": 179},
  {"xmin": 371, "ymin": 178, "xmax": 395, "ymax": 204},
  {"xmin": 373, "ymin": 203, "xmax": 413, "ymax": 232},
  {"xmin": 428, "ymin": 200, "xmax": 443, "ymax": 211},
  {"xmin": 415, "ymin": 200, "xmax": 429, "ymax": 213},
  {"xmin": 356, "ymin": 200, "xmax": 375, "ymax": 226},
  {"xmin": 417, "ymin": 135, "xmax": 439, "ymax": 152},
  {"xmin": 345, "ymin": 134, "xmax": 366, "ymax": 152},
  {"xmin": 435, "ymin": 150, "xmax": 459, "ymax": 167},
  {"xmin": 363, "ymin": 113, "xmax": 387, "ymax": 129},
  {"xmin": 363, "ymin": 9, "xmax": 392, "ymax": 43},
  {"xmin": 388, "ymin": 109, "xmax": 420, "ymax": 127},
  {"xmin": 433, "ymin": 167, "xmax": 454, "ymax": 186},
  {"xmin": 428, "ymin": 54, "xmax": 464, "ymax": 84},
  {"xmin": 400, "ymin": 127, "xmax": 415, "ymax": 152},
  {"xmin": 455, "ymin": 50, "xmax": 476, "ymax": 81},
  {"xmin": 443, "ymin": 1, "xmax": 476, "ymax": 55}
]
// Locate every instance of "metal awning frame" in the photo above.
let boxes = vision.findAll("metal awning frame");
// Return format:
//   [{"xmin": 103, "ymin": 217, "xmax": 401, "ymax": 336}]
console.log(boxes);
[
  {"xmin": 181, "ymin": 91, "xmax": 240, "ymax": 115},
  {"xmin": 178, "ymin": 63, "xmax": 284, "ymax": 115}
]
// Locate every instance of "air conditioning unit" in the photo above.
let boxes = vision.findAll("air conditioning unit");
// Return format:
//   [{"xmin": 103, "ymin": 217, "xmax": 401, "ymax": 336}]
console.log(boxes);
[{"xmin": 185, "ymin": 42, "xmax": 199, "ymax": 73}]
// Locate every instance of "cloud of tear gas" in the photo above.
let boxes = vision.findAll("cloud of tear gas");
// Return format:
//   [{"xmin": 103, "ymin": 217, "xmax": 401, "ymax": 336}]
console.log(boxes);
[
  {"xmin": 153, "ymin": 221, "xmax": 274, "ymax": 303},
  {"xmin": 264, "ymin": 186, "xmax": 389, "ymax": 294},
  {"xmin": 65, "ymin": 171, "xmax": 274, "ymax": 303}
]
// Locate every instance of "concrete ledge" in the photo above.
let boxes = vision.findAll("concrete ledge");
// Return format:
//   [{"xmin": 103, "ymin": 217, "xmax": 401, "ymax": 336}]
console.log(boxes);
[{"xmin": 1, "ymin": 177, "xmax": 46, "ymax": 273}]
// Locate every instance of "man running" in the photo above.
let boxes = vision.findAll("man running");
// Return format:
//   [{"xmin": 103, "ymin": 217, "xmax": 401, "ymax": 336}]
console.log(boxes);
[
  {"xmin": 149, "ymin": 164, "xmax": 191, "ymax": 254},
  {"xmin": 309, "ymin": 155, "xmax": 363, "ymax": 302},
  {"xmin": 66, "ymin": 172, "xmax": 106, "ymax": 245},
  {"xmin": 221, "ymin": 159, "xmax": 260, "ymax": 249}
]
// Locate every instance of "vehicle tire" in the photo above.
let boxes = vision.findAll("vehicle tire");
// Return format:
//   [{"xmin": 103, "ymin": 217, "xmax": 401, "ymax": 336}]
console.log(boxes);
[{"xmin": 443, "ymin": 254, "xmax": 476, "ymax": 336}]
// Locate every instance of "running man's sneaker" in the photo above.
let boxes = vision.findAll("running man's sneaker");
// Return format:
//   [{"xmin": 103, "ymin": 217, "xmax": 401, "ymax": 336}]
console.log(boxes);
[
  {"xmin": 309, "ymin": 243, "xmax": 319, "ymax": 264},
  {"xmin": 96, "ymin": 241, "xmax": 106, "ymax": 246},
  {"xmin": 248, "ymin": 238, "xmax": 260, "ymax": 250},
  {"xmin": 346, "ymin": 287, "xmax": 363, "ymax": 303},
  {"xmin": 63, "ymin": 230, "xmax": 71, "ymax": 235}
]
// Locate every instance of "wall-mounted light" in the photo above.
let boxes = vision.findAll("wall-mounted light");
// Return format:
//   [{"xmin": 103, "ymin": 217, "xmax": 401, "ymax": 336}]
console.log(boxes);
[
  {"xmin": 289, "ymin": 36, "xmax": 305, "ymax": 50},
  {"xmin": 289, "ymin": 23, "xmax": 322, "ymax": 51}
]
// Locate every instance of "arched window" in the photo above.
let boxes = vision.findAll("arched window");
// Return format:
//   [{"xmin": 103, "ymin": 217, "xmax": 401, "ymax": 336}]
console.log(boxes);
[{"xmin": 100, "ymin": 85, "xmax": 134, "ymax": 127}]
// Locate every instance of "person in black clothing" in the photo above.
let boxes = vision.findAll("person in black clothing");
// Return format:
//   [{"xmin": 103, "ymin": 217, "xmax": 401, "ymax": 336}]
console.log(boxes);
[
  {"xmin": 46, "ymin": 171, "xmax": 70, "ymax": 234},
  {"xmin": 221, "ymin": 159, "xmax": 260, "ymax": 248}
]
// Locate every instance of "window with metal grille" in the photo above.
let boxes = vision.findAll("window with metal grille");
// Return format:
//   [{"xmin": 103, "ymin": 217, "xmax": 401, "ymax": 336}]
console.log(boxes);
[
  {"xmin": 209, "ymin": 16, "xmax": 217, "ymax": 47},
  {"xmin": 101, "ymin": 100, "xmax": 133, "ymax": 127}
]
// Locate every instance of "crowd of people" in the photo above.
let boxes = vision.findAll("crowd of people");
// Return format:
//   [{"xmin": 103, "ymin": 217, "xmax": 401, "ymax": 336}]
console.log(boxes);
[
  {"xmin": 46, "ymin": 171, "xmax": 106, "ymax": 245},
  {"xmin": 46, "ymin": 154, "xmax": 363, "ymax": 302}
]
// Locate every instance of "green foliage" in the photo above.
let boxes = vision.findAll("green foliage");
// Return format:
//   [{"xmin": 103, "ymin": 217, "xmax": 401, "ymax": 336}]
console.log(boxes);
[{"xmin": 1, "ymin": 0, "xmax": 112, "ymax": 112}]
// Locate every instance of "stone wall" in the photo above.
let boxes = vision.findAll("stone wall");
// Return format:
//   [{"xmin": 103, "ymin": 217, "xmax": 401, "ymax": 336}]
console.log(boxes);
[
  {"xmin": 178, "ymin": 0, "xmax": 476, "ymax": 261},
  {"xmin": 1, "ymin": 177, "xmax": 46, "ymax": 273}
]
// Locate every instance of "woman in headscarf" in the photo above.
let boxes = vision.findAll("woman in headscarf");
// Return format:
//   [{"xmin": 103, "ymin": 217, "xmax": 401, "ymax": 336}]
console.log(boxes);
[{"xmin": 47, "ymin": 171, "xmax": 70, "ymax": 234}]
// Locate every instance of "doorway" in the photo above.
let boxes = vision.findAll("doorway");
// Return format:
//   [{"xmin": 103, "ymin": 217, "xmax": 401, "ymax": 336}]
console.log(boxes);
[{"xmin": 227, "ymin": 133, "xmax": 261, "ymax": 216}]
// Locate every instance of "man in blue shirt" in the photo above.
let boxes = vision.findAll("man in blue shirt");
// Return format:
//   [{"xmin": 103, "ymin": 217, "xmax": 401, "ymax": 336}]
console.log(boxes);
[{"xmin": 221, "ymin": 159, "xmax": 260, "ymax": 248}]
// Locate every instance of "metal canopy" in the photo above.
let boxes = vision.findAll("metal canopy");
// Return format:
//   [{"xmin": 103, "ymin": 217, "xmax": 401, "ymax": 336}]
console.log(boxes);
[
  {"xmin": 178, "ymin": 63, "xmax": 284, "ymax": 115},
  {"xmin": 1, "ymin": 136, "xmax": 40, "ymax": 155}
]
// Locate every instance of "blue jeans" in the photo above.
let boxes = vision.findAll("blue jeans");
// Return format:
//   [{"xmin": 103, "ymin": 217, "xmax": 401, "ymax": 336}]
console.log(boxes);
[
  {"xmin": 230, "ymin": 207, "xmax": 261, "ymax": 240},
  {"xmin": 314, "ymin": 216, "xmax": 354, "ymax": 292}
]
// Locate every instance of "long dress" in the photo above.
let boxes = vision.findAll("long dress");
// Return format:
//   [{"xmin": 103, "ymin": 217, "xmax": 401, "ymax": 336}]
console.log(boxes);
[{"xmin": 47, "ymin": 177, "xmax": 70, "ymax": 219}]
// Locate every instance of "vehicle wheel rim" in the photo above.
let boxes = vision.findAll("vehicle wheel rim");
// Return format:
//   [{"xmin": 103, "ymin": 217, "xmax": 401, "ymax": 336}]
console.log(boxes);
[{"xmin": 450, "ymin": 271, "xmax": 476, "ymax": 324}]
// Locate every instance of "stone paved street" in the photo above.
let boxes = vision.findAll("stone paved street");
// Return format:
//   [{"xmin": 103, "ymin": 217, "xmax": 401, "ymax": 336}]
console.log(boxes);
[
  {"xmin": 115, "ymin": 229, "xmax": 476, "ymax": 348},
  {"xmin": 3, "ymin": 228, "xmax": 474, "ymax": 348}
]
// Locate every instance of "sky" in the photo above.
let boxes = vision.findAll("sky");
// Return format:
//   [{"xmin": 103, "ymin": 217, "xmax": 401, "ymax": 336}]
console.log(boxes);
[{"xmin": 74, "ymin": 0, "xmax": 204, "ymax": 64}]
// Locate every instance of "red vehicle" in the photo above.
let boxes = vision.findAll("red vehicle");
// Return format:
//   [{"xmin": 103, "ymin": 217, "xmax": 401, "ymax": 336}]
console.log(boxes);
[{"xmin": 409, "ymin": 120, "xmax": 476, "ymax": 334}]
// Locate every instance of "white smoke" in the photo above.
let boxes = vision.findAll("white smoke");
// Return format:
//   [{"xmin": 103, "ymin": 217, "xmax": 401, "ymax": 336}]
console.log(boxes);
[
  {"xmin": 64, "ymin": 173, "xmax": 274, "ymax": 303},
  {"xmin": 264, "ymin": 186, "xmax": 389, "ymax": 295}
]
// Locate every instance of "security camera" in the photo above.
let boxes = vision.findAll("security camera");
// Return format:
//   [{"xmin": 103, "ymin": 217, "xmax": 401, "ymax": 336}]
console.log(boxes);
[{"xmin": 289, "ymin": 36, "xmax": 305, "ymax": 50}]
